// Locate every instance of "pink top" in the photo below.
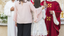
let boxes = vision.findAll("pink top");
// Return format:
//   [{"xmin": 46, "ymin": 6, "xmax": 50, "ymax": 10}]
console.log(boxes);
[{"xmin": 13, "ymin": 1, "xmax": 42, "ymax": 24}]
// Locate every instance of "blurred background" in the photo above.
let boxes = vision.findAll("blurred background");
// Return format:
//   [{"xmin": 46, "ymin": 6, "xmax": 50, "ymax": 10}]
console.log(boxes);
[{"xmin": 0, "ymin": 0, "xmax": 64, "ymax": 36}]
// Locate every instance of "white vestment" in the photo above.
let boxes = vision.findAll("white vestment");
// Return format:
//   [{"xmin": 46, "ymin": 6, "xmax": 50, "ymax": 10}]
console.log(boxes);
[
  {"xmin": 31, "ymin": 9, "xmax": 47, "ymax": 36},
  {"xmin": 4, "ymin": 1, "xmax": 17, "ymax": 36}
]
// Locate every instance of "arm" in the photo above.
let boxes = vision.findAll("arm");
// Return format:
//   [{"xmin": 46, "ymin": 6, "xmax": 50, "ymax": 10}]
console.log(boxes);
[
  {"xmin": 29, "ymin": 2, "xmax": 36, "ymax": 12},
  {"xmin": 54, "ymin": 2, "xmax": 62, "ymax": 18},
  {"xmin": 29, "ymin": 2, "xmax": 38, "ymax": 22},
  {"xmin": 52, "ymin": 2, "xmax": 62, "ymax": 31},
  {"xmin": 29, "ymin": 2, "xmax": 43, "ymax": 22},
  {"xmin": 13, "ymin": 3, "xmax": 17, "ymax": 22},
  {"xmin": 4, "ymin": 2, "xmax": 11, "ymax": 17},
  {"xmin": 53, "ymin": 11, "xmax": 59, "ymax": 25},
  {"xmin": 50, "ymin": 2, "xmax": 61, "ymax": 26}
]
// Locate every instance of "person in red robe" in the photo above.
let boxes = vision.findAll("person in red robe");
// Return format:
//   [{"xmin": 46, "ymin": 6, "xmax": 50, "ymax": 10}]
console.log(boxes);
[{"xmin": 40, "ymin": 0, "xmax": 62, "ymax": 36}]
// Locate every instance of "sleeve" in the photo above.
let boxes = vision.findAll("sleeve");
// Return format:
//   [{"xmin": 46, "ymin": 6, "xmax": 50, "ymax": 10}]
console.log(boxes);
[
  {"xmin": 53, "ymin": 11, "xmax": 59, "ymax": 25},
  {"xmin": 54, "ymin": 2, "xmax": 62, "ymax": 18},
  {"xmin": 42, "ymin": 9, "xmax": 46, "ymax": 19},
  {"xmin": 53, "ymin": 1, "xmax": 62, "ymax": 31},
  {"xmin": 29, "ymin": 2, "xmax": 42, "ymax": 22},
  {"xmin": 4, "ymin": 2, "xmax": 11, "ymax": 17},
  {"xmin": 29, "ymin": 2, "xmax": 36, "ymax": 12},
  {"xmin": 13, "ymin": 3, "xmax": 17, "ymax": 22}
]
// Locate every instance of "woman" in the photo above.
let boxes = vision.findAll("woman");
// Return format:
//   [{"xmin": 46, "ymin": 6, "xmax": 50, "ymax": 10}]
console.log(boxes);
[
  {"xmin": 31, "ymin": 0, "xmax": 47, "ymax": 36},
  {"xmin": 13, "ymin": 0, "xmax": 44, "ymax": 36}
]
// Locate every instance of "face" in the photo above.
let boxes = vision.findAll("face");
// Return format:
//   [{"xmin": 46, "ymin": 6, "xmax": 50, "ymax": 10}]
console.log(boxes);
[{"xmin": 44, "ymin": 2, "xmax": 48, "ymax": 8}]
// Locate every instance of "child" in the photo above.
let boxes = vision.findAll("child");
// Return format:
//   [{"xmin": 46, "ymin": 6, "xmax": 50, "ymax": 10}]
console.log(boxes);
[{"xmin": 31, "ymin": 0, "xmax": 47, "ymax": 36}]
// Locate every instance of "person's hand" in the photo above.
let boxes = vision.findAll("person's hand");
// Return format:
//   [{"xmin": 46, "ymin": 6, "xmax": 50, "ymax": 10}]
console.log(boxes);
[
  {"xmin": 15, "ymin": 22, "xmax": 17, "ymax": 27},
  {"xmin": 10, "ymin": 7, "xmax": 14, "ymax": 11},
  {"xmin": 34, "ymin": 19, "xmax": 37, "ymax": 22},
  {"xmin": 49, "ymin": 11, "xmax": 54, "ymax": 14},
  {"xmin": 34, "ymin": 20, "xmax": 36, "ymax": 22}
]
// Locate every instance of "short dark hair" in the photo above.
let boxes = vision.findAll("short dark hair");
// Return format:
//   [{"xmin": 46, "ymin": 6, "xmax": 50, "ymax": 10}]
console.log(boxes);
[{"xmin": 34, "ymin": 0, "xmax": 41, "ymax": 8}]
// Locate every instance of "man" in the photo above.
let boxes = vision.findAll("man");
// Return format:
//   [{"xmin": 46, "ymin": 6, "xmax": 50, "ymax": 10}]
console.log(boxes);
[
  {"xmin": 41, "ymin": 0, "xmax": 62, "ymax": 36},
  {"xmin": 4, "ymin": 0, "xmax": 17, "ymax": 36}
]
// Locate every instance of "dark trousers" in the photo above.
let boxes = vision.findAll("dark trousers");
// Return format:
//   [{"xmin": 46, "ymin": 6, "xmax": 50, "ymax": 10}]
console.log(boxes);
[{"xmin": 17, "ymin": 23, "xmax": 32, "ymax": 36}]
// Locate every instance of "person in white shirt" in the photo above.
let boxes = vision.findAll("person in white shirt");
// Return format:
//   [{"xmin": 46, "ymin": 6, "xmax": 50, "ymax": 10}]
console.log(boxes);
[{"xmin": 4, "ymin": 0, "xmax": 17, "ymax": 36}]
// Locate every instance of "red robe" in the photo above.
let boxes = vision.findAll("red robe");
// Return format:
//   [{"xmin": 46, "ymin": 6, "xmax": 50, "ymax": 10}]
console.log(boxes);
[{"xmin": 41, "ymin": 1, "xmax": 61, "ymax": 36}]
